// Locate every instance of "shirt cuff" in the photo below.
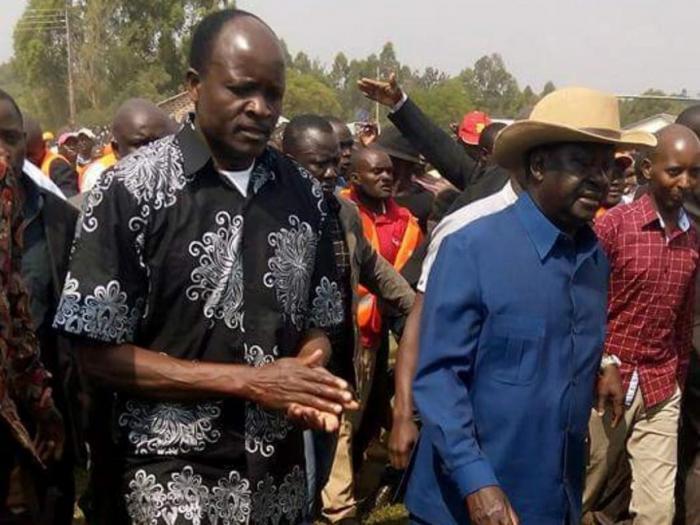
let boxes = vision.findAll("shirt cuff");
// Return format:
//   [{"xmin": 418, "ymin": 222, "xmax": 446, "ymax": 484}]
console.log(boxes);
[
  {"xmin": 451, "ymin": 457, "xmax": 500, "ymax": 498},
  {"xmin": 390, "ymin": 92, "xmax": 408, "ymax": 114}
]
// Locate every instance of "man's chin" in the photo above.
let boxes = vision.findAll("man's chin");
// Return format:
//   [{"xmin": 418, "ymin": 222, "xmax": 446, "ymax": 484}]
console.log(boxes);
[{"xmin": 225, "ymin": 138, "xmax": 267, "ymax": 161}]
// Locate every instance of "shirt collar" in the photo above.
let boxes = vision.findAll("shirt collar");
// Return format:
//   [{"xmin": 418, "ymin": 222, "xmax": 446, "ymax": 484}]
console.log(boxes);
[
  {"xmin": 638, "ymin": 192, "xmax": 691, "ymax": 234},
  {"xmin": 515, "ymin": 192, "xmax": 599, "ymax": 262},
  {"xmin": 177, "ymin": 113, "xmax": 277, "ymax": 194},
  {"xmin": 515, "ymin": 192, "xmax": 562, "ymax": 261}
]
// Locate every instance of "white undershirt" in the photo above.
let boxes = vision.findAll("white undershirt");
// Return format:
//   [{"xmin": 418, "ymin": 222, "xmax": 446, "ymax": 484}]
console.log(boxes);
[{"xmin": 218, "ymin": 163, "xmax": 254, "ymax": 198}]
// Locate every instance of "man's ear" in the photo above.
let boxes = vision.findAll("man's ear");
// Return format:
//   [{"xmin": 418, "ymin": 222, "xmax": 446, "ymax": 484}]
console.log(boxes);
[
  {"xmin": 640, "ymin": 157, "xmax": 653, "ymax": 182},
  {"xmin": 528, "ymin": 149, "xmax": 546, "ymax": 184},
  {"xmin": 186, "ymin": 68, "xmax": 202, "ymax": 105},
  {"xmin": 349, "ymin": 170, "xmax": 360, "ymax": 186},
  {"xmin": 111, "ymin": 139, "xmax": 119, "ymax": 160}
]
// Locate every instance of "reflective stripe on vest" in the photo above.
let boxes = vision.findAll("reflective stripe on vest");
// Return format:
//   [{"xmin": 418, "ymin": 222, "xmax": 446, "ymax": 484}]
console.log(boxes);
[{"xmin": 354, "ymin": 206, "xmax": 421, "ymax": 345}]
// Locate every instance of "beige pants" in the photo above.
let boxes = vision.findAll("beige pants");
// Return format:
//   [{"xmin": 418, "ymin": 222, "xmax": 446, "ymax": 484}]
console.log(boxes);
[
  {"xmin": 321, "ymin": 415, "xmax": 357, "ymax": 522},
  {"xmin": 584, "ymin": 386, "xmax": 681, "ymax": 525}
]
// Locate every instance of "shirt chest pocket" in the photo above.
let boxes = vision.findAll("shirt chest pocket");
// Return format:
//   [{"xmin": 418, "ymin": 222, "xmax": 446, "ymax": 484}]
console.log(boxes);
[{"xmin": 481, "ymin": 315, "xmax": 546, "ymax": 386}]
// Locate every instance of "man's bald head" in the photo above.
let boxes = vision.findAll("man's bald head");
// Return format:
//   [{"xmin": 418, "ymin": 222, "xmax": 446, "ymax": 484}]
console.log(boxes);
[
  {"xmin": 643, "ymin": 124, "xmax": 700, "ymax": 213},
  {"xmin": 651, "ymin": 124, "xmax": 700, "ymax": 162},
  {"xmin": 111, "ymin": 98, "xmax": 175, "ymax": 158},
  {"xmin": 350, "ymin": 146, "xmax": 390, "ymax": 172},
  {"xmin": 350, "ymin": 146, "xmax": 394, "ymax": 201},
  {"xmin": 23, "ymin": 116, "xmax": 45, "ymax": 167},
  {"xmin": 189, "ymin": 9, "xmax": 282, "ymax": 77},
  {"xmin": 676, "ymin": 105, "xmax": 700, "ymax": 139}
]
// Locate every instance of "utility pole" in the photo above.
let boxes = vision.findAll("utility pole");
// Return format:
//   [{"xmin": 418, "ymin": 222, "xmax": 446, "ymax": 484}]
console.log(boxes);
[
  {"xmin": 64, "ymin": 7, "xmax": 75, "ymax": 124},
  {"xmin": 15, "ymin": 6, "xmax": 76, "ymax": 124}
]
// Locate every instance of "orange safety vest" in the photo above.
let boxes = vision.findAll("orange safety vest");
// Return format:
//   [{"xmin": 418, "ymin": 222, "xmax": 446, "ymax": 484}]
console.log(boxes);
[
  {"xmin": 79, "ymin": 152, "xmax": 116, "ymax": 192},
  {"xmin": 340, "ymin": 188, "xmax": 422, "ymax": 348},
  {"xmin": 40, "ymin": 151, "xmax": 70, "ymax": 178}
]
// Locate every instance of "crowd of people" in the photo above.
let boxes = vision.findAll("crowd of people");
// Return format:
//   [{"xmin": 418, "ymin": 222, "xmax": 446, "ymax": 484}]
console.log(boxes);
[{"xmin": 0, "ymin": 7, "xmax": 699, "ymax": 525}]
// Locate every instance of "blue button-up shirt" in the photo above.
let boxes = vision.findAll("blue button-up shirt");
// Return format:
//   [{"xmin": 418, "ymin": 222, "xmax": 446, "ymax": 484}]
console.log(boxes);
[{"xmin": 407, "ymin": 193, "xmax": 609, "ymax": 525}]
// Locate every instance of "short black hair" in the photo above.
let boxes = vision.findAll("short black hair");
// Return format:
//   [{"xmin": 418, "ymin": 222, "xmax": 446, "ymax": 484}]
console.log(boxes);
[
  {"xmin": 282, "ymin": 114, "xmax": 334, "ymax": 154},
  {"xmin": 676, "ymin": 104, "xmax": 700, "ymax": 138},
  {"xmin": 479, "ymin": 122, "xmax": 507, "ymax": 153},
  {"xmin": 189, "ymin": 9, "xmax": 263, "ymax": 74},
  {"xmin": 0, "ymin": 89, "xmax": 23, "ymax": 125}
]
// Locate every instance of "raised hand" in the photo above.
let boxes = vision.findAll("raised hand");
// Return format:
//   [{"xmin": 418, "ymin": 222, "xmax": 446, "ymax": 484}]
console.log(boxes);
[{"xmin": 357, "ymin": 72, "xmax": 403, "ymax": 108}]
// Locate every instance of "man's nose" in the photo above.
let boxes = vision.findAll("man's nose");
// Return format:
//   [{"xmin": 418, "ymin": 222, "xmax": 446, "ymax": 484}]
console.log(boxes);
[
  {"xmin": 678, "ymin": 172, "xmax": 693, "ymax": 191},
  {"xmin": 324, "ymin": 165, "xmax": 337, "ymax": 179}
]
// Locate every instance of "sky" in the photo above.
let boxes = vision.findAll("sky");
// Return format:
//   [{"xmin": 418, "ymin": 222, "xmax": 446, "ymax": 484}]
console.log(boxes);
[{"xmin": 2, "ymin": 0, "xmax": 699, "ymax": 95}]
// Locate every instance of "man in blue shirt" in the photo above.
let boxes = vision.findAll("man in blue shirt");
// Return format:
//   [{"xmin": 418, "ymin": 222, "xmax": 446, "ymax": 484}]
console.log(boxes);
[{"xmin": 406, "ymin": 87, "xmax": 657, "ymax": 525}]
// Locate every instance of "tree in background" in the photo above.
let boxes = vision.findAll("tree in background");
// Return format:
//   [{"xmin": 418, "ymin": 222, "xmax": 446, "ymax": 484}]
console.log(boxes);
[
  {"xmin": 284, "ymin": 70, "xmax": 342, "ymax": 117},
  {"xmin": 2, "ymin": 2, "xmax": 695, "ymax": 134},
  {"xmin": 8, "ymin": 0, "xmax": 231, "ymax": 129},
  {"xmin": 620, "ymin": 89, "xmax": 689, "ymax": 127}
]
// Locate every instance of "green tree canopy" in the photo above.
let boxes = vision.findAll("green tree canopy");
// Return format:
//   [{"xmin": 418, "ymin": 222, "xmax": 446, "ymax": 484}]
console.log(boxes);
[{"xmin": 283, "ymin": 70, "xmax": 342, "ymax": 117}]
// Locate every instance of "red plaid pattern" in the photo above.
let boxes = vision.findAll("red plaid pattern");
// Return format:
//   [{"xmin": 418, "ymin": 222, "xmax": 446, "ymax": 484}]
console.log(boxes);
[{"xmin": 595, "ymin": 194, "xmax": 699, "ymax": 407}]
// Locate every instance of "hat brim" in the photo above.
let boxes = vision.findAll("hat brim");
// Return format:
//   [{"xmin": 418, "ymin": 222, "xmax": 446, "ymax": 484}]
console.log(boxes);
[
  {"xmin": 373, "ymin": 144, "xmax": 421, "ymax": 164},
  {"xmin": 493, "ymin": 121, "xmax": 657, "ymax": 170}
]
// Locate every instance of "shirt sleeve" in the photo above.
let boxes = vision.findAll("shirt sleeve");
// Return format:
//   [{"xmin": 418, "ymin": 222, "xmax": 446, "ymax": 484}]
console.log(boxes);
[
  {"xmin": 593, "ymin": 211, "xmax": 617, "ymax": 259},
  {"xmin": 676, "ymin": 264, "xmax": 697, "ymax": 388},
  {"xmin": 413, "ymin": 232, "xmax": 499, "ymax": 497},
  {"xmin": 52, "ymin": 169, "xmax": 148, "ymax": 345}
]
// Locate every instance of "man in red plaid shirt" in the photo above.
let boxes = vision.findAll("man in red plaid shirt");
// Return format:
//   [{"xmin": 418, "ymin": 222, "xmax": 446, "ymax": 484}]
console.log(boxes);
[{"xmin": 584, "ymin": 124, "xmax": 700, "ymax": 524}]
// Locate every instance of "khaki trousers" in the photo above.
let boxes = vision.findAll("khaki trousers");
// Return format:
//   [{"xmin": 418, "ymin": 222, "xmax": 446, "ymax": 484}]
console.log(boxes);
[
  {"xmin": 320, "ymin": 347, "xmax": 377, "ymax": 522},
  {"xmin": 321, "ymin": 415, "xmax": 357, "ymax": 522},
  {"xmin": 584, "ymin": 386, "xmax": 681, "ymax": 525}
]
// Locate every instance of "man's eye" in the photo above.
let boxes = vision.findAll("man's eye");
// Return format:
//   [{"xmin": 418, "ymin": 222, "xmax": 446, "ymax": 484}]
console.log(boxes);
[{"xmin": 228, "ymin": 84, "xmax": 255, "ymax": 97}]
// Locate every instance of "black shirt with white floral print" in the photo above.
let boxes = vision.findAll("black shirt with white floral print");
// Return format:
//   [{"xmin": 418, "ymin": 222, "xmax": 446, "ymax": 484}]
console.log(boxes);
[{"xmin": 53, "ymin": 117, "xmax": 344, "ymax": 524}]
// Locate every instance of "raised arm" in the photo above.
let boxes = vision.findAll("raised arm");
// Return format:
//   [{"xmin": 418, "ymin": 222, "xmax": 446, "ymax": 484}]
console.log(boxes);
[{"xmin": 358, "ymin": 73, "xmax": 479, "ymax": 190}]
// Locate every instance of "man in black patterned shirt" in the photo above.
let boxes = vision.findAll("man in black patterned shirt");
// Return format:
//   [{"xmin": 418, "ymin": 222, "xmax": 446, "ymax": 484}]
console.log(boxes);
[
  {"xmin": 283, "ymin": 114, "xmax": 415, "ymax": 523},
  {"xmin": 52, "ymin": 10, "xmax": 357, "ymax": 525}
]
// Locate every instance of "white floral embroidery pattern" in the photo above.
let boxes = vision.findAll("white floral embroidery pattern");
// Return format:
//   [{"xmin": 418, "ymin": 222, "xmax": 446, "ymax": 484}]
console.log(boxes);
[
  {"xmin": 263, "ymin": 215, "xmax": 317, "ymax": 329},
  {"xmin": 209, "ymin": 471, "xmax": 253, "ymax": 524},
  {"xmin": 297, "ymin": 164, "xmax": 324, "ymax": 203},
  {"xmin": 52, "ymin": 273, "xmax": 81, "ymax": 332},
  {"xmin": 251, "ymin": 466, "xmax": 306, "ymax": 525},
  {"xmin": 251, "ymin": 162, "xmax": 275, "ymax": 195},
  {"xmin": 124, "ymin": 466, "xmax": 252, "ymax": 525},
  {"xmin": 81, "ymin": 135, "xmax": 187, "ymax": 233},
  {"xmin": 243, "ymin": 344, "xmax": 278, "ymax": 368},
  {"xmin": 125, "ymin": 470, "xmax": 166, "ymax": 525},
  {"xmin": 118, "ymin": 401, "xmax": 222, "ymax": 456},
  {"xmin": 242, "ymin": 344, "xmax": 291, "ymax": 458},
  {"xmin": 53, "ymin": 275, "xmax": 143, "ymax": 344},
  {"xmin": 309, "ymin": 277, "xmax": 345, "ymax": 328},
  {"xmin": 245, "ymin": 404, "xmax": 292, "ymax": 458},
  {"xmin": 186, "ymin": 212, "xmax": 245, "ymax": 331}
]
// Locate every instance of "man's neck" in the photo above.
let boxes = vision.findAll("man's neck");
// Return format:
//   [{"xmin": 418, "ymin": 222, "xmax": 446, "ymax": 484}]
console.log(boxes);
[
  {"xmin": 195, "ymin": 125, "xmax": 255, "ymax": 172},
  {"xmin": 355, "ymin": 188, "xmax": 386, "ymax": 215},
  {"xmin": 651, "ymin": 194, "xmax": 682, "ymax": 233}
]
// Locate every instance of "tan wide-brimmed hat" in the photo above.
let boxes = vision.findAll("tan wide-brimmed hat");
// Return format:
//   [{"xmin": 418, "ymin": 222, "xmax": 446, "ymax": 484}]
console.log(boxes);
[{"xmin": 493, "ymin": 87, "xmax": 657, "ymax": 170}]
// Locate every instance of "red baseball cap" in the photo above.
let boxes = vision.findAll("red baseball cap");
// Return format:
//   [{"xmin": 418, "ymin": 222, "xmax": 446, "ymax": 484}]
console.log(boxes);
[{"xmin": 459, "ymin": 111, "xmax": 492, "ymax": 145}]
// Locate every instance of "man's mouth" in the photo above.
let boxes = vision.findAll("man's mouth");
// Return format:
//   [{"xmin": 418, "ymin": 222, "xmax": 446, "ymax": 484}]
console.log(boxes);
[{"xmin": 238, "ymin": 126, "xmax": 269, "ymax": 140}]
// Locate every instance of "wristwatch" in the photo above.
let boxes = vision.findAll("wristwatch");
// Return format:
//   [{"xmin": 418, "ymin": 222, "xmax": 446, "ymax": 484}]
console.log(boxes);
[{"xmin": 600, "ymin": 354, "xmax": 622, "ymax": 371}]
